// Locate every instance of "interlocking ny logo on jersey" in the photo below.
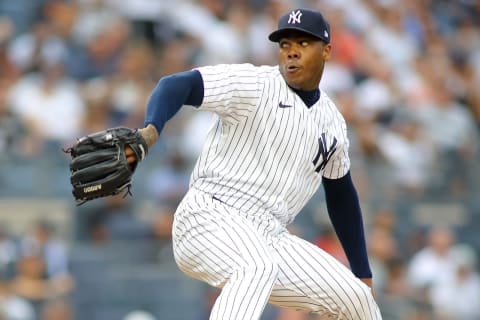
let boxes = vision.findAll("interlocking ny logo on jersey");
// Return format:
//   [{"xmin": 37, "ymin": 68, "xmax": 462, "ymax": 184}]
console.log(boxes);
[
  {"xmin": 288, "ymin": 10, "xmax": 302, "ymax": 24},
  {"xmin": 312, "ymin": 133, "xmax": 337, "ymax": 173}
]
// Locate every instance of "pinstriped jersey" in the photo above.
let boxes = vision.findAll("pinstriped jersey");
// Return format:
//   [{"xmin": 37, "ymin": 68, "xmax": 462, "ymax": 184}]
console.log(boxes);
[{"xmin": 192, "ymin": 63, "xmax": 350, "ymax": 225}]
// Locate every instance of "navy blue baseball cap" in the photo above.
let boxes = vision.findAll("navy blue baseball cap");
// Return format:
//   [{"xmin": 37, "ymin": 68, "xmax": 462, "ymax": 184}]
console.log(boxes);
[{"xmin": 268, "ymin": 8, "xmax": 330, "ymax": 43}]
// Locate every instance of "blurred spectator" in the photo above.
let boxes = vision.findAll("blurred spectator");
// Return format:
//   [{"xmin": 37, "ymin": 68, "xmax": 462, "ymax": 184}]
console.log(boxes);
[
  {"xmin": 147, "ymin": 148, "xmax": 190, "ymax": 206},
  {"xmin": 10, "ymin": 255, "xmax": 74, "ymax": 316},
  {"xmin": 111, "ymin": 0, "xmax": 167, "ymax": 45},
  {"xmin": 0, "ymin": 0, "xmax": 46, "ymax": 36},
  {"xmin": 0, "ymin": 79, "xmax": 30, "ymax": 157},
  {"xmin": 39, "ymin": 298, "xmax": 73, "ymax": 320},
  {"xmin": 0, "ymin": 226, "xmax": 18, "ymax": 280},
  {"xmin": 42, "ymin": 1, "xmax": 77, "ymax": 41},
  {"xmin": 321, "ymin": 56, "xmax": 355, "ymax": 99},
  {"xmin": 242, "ymin": 0, "xmax": 281, "ymax": 65},
  {"xmin": 430, "ymin": 244, "xmax": 480, "ymax": 320},
  {"xmin": 156, "ymin": 35, "xmax": 202, "ymax": 77},
  {"xmin": 166, "ymin": 0, "xmax": 244, "ymax": 64},
  {"xmin": 75, "ymin": 194, "xmax": 151, "ymax": 243},
  {"xmin": 102, "ymin": 195, "xmax": 151, "ymax": 241},
  {"xmin": 0, "ymin": 279, "xmax": 35, "ymax": 320},
  {"xmin": 314, "ymin": 225, "xmax": 348, "ymax": 267},
  {"xmin": 109, "ymin": 40, "xmax": 156, "ymax": 126},
  {"xmin": 367, "ymin": 225, "xmax": 399, "ymax": 294},
  {"xmin": 152, "ymin": 206, "xmax": 175, "ymax": 246},
  {"xmin": 354, "ymin": 55, "xmax": 397, "ymax": 123},
  {"xmin": 6, "ymin": 19, "xmax": 67, "ymax": 74},
  {"xmin": 406, "ymin": 225, "xmax": 458, "ymax": 313},
  {"xmin": 370, "ymin": 207, "xmax": 397, "ymax": 234},
  {"xmin": 67, "ymin": 15, "xmax": 130, "ymax": 80},
  {"xmin": 377, "ymin": 258, "xmax": 417, "ymax": 320},
  {"xmin": 376, "ymin": 110, "xmax": 436, "ymax": 197},
  {"xmin": 70, "ymin": 0, "xmax": 120, "ymax": 47},
  {"xmin": 151, "ymin": 205, "xmax": 175, "ymax": 256},
  {"xmin": 79, "ymin": 77, "xmax": 112, "ymax": 133},
  {"xmin": 20, "ymin": 220, "xmax": 70, "ymax": 278},
  {"xmin": 0, "ymin": 17, "xmax": 19, "ymax": 81},
  {"xmin": 7, "ymin": 56, "xmax": 85, "ymax": 149},
  {"xmin": 322, "ymin": 5, "xmax": 362, "ymax": 69},
  {"xmin": 415, "ymin": 79, "xmax": 478, "ymax": 195},
  {"xmin": 365, "ymin": 2, "xmax": 419, "ymax": 72},
  {"xmin": 179, "ymin": 109, "xmax": 217, "ymax": 165},
  {"xmin": 407, "ymin": 225, "xmax": 456, "ymax": 286}
]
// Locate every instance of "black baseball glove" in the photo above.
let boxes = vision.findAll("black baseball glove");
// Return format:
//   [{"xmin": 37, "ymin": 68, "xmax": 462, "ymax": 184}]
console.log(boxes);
[{"xmin": 65, "ymin": 127, "xmax": 148, "ymax": 205}]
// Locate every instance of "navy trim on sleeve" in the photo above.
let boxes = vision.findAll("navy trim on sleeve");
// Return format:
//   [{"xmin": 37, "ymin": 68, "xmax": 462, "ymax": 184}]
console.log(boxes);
[
  {"xmin": 144, "ymin": 70, "xmax": 204, "ymax": 133},
  {"xmin": 322, "ymin": 172, "xmax": 372, "ymax": 278}
]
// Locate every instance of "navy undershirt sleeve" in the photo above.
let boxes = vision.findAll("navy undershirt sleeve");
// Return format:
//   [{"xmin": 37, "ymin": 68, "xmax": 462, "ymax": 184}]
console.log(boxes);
[
  {"xmin": 322, "ymin": 172, "xmax": 372, "ymax": 278},
  {"xmin": 144, "ymin": 70, "xmax": 204, "ymax": 133}
]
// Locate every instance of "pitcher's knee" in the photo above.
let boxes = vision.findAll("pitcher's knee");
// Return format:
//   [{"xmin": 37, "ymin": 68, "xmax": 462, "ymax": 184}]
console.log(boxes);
[
  {"xmin": 346, "ymin": 284, "xmax": 380, "ymax": 320},
  {"xmin": 243, "ymin": 259, "xmax": 279, "ymax": 283}
]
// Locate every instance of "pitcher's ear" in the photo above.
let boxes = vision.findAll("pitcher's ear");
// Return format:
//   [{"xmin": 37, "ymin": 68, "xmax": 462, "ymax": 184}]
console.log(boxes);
[{"xmin": 323, "ymin": 43, "xmax": 332, "ymax": 61}]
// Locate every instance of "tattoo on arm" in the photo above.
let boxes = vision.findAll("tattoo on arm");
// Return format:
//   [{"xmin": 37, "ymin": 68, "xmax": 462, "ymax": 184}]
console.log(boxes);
[{"xmin": 140, "ymin": 124, "xmax": 159, "ymax": 149}]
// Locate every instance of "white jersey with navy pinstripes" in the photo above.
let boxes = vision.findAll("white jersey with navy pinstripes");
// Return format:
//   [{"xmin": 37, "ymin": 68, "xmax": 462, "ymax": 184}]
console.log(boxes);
[{"xmin": 191, "ymin": 63, "xmax": 350, "ymax": 225}]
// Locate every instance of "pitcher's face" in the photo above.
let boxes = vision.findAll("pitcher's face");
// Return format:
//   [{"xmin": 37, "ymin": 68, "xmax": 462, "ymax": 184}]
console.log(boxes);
[{"xmin": 278, "ymin": 32, "xmax": 331, "ymax": 91}]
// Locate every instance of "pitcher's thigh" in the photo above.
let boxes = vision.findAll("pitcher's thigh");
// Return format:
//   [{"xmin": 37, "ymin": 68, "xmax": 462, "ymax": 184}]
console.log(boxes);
[
  {"xmin": 269, "ymin": 234, "xmax": 380, "ymax": 319},
  {"xmin": 173, "ymin": 207, "xmax": 277, "ymax": 289}
]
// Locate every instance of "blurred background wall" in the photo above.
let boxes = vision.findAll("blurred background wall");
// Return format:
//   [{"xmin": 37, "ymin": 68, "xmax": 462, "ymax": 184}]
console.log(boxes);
[{"xmin": 0, "ymin": 0, "xmax": 480, "ymax": 319}]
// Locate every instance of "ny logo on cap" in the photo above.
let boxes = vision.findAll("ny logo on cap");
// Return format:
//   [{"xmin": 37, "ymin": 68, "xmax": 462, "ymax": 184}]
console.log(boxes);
[{"xmin": 288, "ymin": 10, "xmax": 302, "ymax": 24}]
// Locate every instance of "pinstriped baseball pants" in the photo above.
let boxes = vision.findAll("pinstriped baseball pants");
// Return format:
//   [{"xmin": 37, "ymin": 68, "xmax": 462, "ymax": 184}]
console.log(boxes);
[{"xmin": 173, "ymin": 188, "xmax": 382, "ymax": 320}]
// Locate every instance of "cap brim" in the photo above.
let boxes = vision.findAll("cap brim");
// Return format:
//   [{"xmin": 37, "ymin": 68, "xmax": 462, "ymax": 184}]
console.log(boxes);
[{"xmin": 268, "ymin": 27, "xmax": 325, "ymax": 42}]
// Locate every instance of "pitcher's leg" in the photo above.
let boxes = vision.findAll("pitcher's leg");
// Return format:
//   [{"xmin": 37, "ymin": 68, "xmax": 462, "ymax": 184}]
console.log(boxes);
[
  {"xmin": 173, "ymin": 201, "xmax": 279, "ymax": 320},
  {"xmin": 269, "ymin": 233, "xmax": 382, "ymax": 319},
  {"xmin": 209, "ymin": 259, "xmax": 278, "ymax": 320}
]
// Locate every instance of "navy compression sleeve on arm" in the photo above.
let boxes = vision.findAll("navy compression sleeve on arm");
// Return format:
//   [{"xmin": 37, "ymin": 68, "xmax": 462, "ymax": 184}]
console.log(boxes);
[
  {"xmin": 144, "ymin": 70, "xmax": 204, "ymax": 133},
  {"xmin": 322, "ymin": 172, "xmax": 372, "ymax": 278}
]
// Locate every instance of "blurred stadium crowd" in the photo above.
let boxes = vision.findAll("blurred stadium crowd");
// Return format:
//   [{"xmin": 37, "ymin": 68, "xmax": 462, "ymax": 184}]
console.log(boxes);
[{"xmin": 0, "ymin": 0, "xmax": 480, "ymax": 319}]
